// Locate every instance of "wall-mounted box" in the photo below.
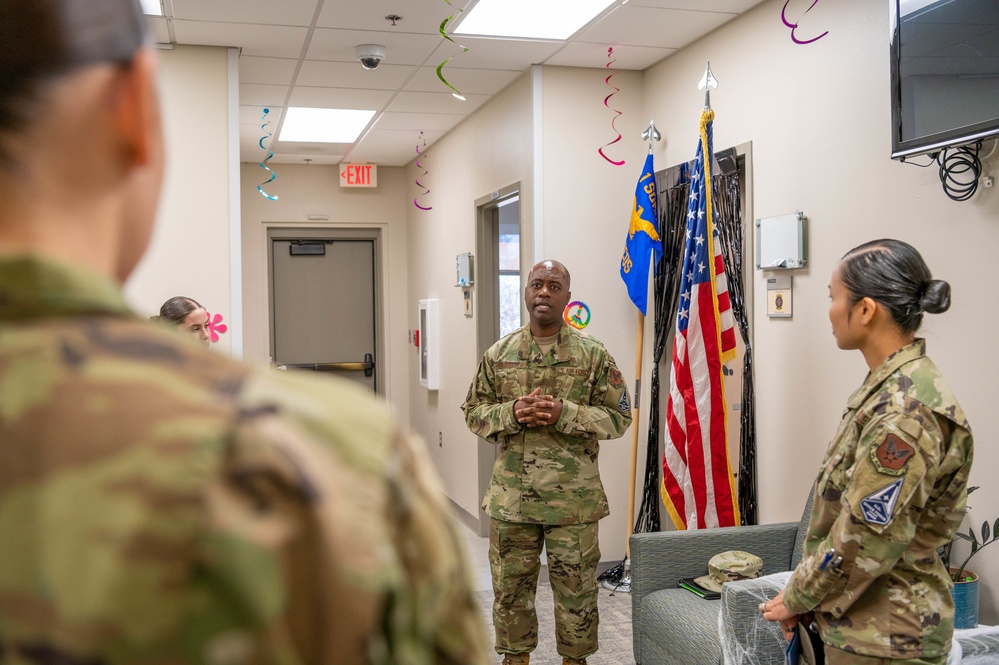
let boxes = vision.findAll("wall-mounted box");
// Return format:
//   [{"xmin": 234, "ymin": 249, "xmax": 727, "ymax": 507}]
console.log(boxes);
[
  {"xmin": 756, "ymin": 211, "xmax": 806, "ymax": 269},
  {"xmin": 418, "ymin": 299, "xmax": 439, "ymax": 390}
]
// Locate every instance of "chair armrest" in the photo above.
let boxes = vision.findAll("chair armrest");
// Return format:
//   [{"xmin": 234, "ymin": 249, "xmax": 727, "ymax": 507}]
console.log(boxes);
[{"xmin": 719, "ymin": 573, "xmax": 792, "ymax": 665}]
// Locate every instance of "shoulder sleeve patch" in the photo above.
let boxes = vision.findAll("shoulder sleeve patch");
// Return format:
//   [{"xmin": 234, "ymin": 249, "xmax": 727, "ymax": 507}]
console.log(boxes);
[
  {"xmin": 860, "ymin": 478, "xmax": 904, "ymax": 526},
  {"xmin": 608, "ymin": 367, "xmax": 623, "ymax": 388},
  {"xmin": 871, "ymin": 433, "xmax": 915, "ymax": 476},
  {"xmin": 617, "ymin": 389, "xmax": 631, "ymax": 414}
]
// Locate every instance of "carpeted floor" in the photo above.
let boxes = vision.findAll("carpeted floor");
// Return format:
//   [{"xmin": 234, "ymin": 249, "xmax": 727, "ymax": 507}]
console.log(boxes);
[{"xmin": 476, "ymin": 585, "xmax": 635, "ymax": 664}]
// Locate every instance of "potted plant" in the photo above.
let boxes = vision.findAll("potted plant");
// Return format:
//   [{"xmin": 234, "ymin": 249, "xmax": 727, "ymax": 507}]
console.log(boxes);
[{"xmin": 939, "ymin": 486, "xmax": 999, "ymax": 629}]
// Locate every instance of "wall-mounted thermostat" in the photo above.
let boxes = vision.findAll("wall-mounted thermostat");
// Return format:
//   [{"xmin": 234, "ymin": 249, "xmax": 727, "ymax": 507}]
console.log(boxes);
[{"xmin": 456, "ymin": 252, "xmax": 474, "ymax": 287}]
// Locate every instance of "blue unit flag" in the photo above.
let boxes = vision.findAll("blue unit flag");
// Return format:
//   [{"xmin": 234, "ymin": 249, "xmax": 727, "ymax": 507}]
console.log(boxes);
[{"xmin": 620, "ymin": 153, "xmax": 662, "ymax": 315}]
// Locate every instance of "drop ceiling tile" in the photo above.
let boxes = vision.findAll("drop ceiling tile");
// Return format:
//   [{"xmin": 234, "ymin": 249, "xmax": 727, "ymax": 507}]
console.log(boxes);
[
  {"xmin": 171, "ymin": 0, "xmax": 321, "ymax": 27},
  {"xmin": 240, "ymin": 105, "xmax": 284, "ymax": 125},
  {"xmin": 386, "ymin": 90, "xmax": 488, "ymax": 114},
  {"xmin": 240, "ymin": 56, "xmax": 299, "ymax": 84},
  {"xmin": 403, "ymin": 66, "xmax": 522, "ymax": 94},
  {"xmin": 297, "ymin": 60, "xmax": 417, "ymax": 90},
  {"xmin": 317, "ymin": 0, "xmax": 474, "ymax": 35},
  {"xmin": 240, "ymin": 130, "xmax": 275, "ymax": 155},
  {"xmin": 577, "ymin": 6, "xmax": 736, "ymax": 49},
  {"xmin": 427, "ymin": 36, "xmax": 565, "ymax": 70},
  {"xmin": 288, "ymin": 86, "xmax": 394, "ymax": 109},
  {"xmin": 173, "ymin": 21, "xmax": 308, "ymax": 58},
  {"xmin": 545, "ymin": 43, "xmax": 675, "ymax": 70},
  {"xmin": 307, "ymin": 28, "xmax": 442, "ymax": 66},
  {"xmin": 357, "ymin": 129, "xmax": 446, "ymax": 154},
  {"xmin": 374, "ymin": 112, "xmax": 467, "ymax": 132},
  {"xmin": 239, "ymin": 84, "xmax": 290, "ymax": 107}
]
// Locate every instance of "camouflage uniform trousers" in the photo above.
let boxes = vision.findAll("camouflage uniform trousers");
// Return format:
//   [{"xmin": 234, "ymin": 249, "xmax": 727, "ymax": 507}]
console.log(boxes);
[
  {"xmin": 489, "ymin": 519, "xmax": 600, "ymax": 660},
  {"xmin": 823, "ymin": 647, "xmax": 944, "ymax": 665}
]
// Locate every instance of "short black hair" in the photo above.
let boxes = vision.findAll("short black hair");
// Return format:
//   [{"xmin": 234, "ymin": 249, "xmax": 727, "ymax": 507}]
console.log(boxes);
[
  {"xmin": 0, "ymin": 0, "xmax": 146, "ymax": 157},
  {"xmin": 838, "ymin": 239, "xmax": 950, "ymax": 334}
]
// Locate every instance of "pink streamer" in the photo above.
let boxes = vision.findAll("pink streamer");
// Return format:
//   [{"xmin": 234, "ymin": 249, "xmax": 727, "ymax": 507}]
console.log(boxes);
[
  {"xmin": 598, "ymin": 47, "xmax": 625, "ymax": 167},
  {"xmin": 414, "ymin": 131, "xmax": 432, "ymax": 211},
  {"xmin": 781, "ymin": 0, "xmax": 829, "ymax": 45}
]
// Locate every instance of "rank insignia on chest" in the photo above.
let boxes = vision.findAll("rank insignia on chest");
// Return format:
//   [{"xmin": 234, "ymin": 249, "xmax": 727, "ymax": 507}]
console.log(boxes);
[
  {"xmin": 860, "ymin": 478, "xmax": 904, "ymax": 526},
  {"xmin": 871, "ymin": 433, "xmax": 915, "ymax": 476}
]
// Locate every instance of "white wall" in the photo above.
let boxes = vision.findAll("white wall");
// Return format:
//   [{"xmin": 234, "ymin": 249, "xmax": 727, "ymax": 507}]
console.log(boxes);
[
  {"xmin": 643, "ymin": 0, "xmax": 999, "ymax": 621},
  {"xmin": 127, "ymin": 45, "xmax": 235, "ymax": 354},
  {"xmin": 239, "ymin": 162, "xmax": 411, "ymax": 421}
]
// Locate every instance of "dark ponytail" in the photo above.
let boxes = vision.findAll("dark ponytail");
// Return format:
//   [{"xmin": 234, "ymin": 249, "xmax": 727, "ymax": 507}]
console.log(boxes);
[
  {"xmin": 838, "ymin": 239, "xmax": 950, "ymax": 334},
  {"xmin": 154, "ymin": 296, "xmax": 204, "ymax": 326}
]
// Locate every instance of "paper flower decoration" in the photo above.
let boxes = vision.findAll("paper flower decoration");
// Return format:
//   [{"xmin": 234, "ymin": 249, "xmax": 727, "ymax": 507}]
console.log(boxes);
[{"xmin": 206, "ymin": 312, "xmax": 228, "ymax": 343}]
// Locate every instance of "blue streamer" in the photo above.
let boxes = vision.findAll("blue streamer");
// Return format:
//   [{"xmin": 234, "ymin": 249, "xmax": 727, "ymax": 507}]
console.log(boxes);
[{"xmin": 257, "ymin": 108, "xmax": 278, "ymax": 201}]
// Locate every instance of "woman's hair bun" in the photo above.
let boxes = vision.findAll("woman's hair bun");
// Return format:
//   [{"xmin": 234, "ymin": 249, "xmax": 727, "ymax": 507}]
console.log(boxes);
[{"xmin": 920, "ymin": 279, "xmax": 951, "ymax": 314}]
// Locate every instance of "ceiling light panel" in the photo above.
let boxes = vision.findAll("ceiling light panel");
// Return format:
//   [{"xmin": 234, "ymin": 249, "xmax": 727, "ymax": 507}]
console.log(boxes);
[
  {"xmin": 454, "ymin": 0, "xmax": 617, "ymax": 40},
  {"xmin": 279, "ymin": 108, "xmax": 376, "ymax": 143}
]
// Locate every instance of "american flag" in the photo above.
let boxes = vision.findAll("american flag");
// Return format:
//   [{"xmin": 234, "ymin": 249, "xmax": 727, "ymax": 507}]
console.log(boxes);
[{"xmin": 661, "ymin": 108, "xmax": 740, "ymax": 530}]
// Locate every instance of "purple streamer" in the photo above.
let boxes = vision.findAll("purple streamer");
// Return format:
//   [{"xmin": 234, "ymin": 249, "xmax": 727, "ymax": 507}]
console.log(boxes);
[
  {"xmin": 598, "ymin": 47, "xmax": 625, "ymax": 167},
  {"xmin": 781, "ymin": 0, "xmax": 829, "ymax": 45}
]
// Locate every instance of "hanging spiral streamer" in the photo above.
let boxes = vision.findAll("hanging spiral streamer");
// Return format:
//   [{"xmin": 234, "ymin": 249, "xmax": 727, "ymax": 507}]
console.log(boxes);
[
  {"xmin": 257, "ymin": 108, "xmax": 278, "ymax": 201},
  {"xmin": 781, "ymin": 0, "xmax": 828, "ymax": 45},
  {"xmin": 598, "ymin": 47, "xmax": 625, "ymax": 167},
  {"xmin": 436, "ymin": 0, "xmax": 468, "ymax": 101},
  {"xmin": 414, "ymin": 131, "xmax": 433, "ymax": 211}
]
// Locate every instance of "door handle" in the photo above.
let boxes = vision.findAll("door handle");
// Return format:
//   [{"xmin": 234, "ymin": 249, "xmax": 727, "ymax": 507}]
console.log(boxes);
[{"xmin": 277, "ymin": 353, "xmax": 375, "ymax": 377}]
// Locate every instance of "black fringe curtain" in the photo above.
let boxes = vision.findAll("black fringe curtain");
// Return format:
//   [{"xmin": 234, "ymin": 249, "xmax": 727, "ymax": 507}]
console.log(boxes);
[
  {"xmin": 632, "ymin": 149, "xmax": 759, "ymax": 533},
  {"xmin": 711, "ymin": 155, "xmax": 758, "ymax": 526}
]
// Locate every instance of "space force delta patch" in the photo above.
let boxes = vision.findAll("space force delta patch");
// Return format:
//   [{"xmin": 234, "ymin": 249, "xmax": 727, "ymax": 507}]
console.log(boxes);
[
  {"xmin": 618, "ymin": 390, "xmax": 631, "ymax": 414},
  {"xmin": 860, "ymin": 478, "xmax": 904, "ymax": 526}
]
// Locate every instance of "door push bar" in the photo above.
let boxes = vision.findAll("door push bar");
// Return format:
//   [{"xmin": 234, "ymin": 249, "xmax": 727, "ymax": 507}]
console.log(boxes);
[{"xmin": 277, "ymin": 353, "xmax": 374, "ymax": 377}]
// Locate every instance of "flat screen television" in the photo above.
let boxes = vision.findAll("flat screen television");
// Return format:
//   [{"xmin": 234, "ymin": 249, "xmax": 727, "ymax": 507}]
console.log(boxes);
[{"xmin": 890, "ymin": 0, "xmax": 999, "ymax": 161}]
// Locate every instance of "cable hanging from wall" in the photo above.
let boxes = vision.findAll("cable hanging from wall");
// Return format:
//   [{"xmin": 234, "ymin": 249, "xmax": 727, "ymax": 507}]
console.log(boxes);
[
  {"xmin": 904, "ymin": 139, "xmax": 995, "ymax": 202},
  {"xmin": 937, "ymin": 141, "xmax": 983, "ymax": 202}
]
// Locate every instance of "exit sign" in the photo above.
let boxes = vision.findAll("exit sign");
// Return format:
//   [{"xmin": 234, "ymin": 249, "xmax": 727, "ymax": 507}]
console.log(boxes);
[{"xmin": 339, "ymin": 163, "xmax": 377, "ymax": 188}]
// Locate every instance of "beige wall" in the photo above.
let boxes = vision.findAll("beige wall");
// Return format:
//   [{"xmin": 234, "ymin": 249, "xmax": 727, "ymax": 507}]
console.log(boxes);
[
  {"xmin": 239, "ymin": 162, "xmax": 411, "ymax": 420},
  {"xmin": 127, "ymin": 45, "xmax": 235, "ymax": 354},
  {"xmin": 539, "ymin": 66, "xmax": 650, "ymax": 560},
  {"xmin": 403, "ymin": 72, "xmax": 535, "ymax": 518},
  {"xmin": 643, "ymin": 0, "xmax": 999, "ymax": 620}
]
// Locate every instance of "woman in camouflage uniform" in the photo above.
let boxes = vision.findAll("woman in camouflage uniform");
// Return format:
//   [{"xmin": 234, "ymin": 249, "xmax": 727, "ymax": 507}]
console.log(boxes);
[{"xmin": 761, "ymin": 239, "xmax": 974, "ymax": 665}]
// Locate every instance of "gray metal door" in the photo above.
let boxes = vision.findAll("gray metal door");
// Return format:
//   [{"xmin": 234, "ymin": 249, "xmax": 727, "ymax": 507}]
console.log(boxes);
[{"xmin": 271, "ymin": 238, "xmax": 376, "ymax": 392}]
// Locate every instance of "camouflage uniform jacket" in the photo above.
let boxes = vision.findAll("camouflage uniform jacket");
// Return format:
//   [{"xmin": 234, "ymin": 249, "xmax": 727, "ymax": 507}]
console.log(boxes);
[
  {"xmin": 0, "ymin": 255, "xmax": 490, "ymax": 665},
  {"xmin": 783, "ymin": 339, "xmax": 973, "ymax": 659},
  {"xmin": 461, "ymin": 324, "xmax": 632, "ymax": 525}
]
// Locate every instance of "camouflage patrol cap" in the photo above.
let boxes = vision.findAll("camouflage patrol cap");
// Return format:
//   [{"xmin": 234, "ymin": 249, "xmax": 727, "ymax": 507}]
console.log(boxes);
[{"xmin": 693, "ymin": 550, "xmax": 762, "ymax": 592}]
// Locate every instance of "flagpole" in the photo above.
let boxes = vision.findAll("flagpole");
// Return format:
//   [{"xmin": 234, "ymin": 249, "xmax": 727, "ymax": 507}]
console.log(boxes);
[
  {"xmin": 625, "ymin": 120, "xmax": 661, "ymax": 557},
  {"xmin": 608, "ymin": 120, "xmax": 662, "ymax": 593}
]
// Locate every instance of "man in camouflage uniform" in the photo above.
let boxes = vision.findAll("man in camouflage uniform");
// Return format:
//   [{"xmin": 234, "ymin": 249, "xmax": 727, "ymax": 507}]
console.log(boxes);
[
  {"xmin": 462, "ymin": 260, "xmax": 632, "ymax": 665},
  {"xmin": 0, "ymin": 2, "xmax": 490, "ymax": 664},
  {"xmin": 763, "ymin": 339, "xmax": 973, "ymax": 664}
]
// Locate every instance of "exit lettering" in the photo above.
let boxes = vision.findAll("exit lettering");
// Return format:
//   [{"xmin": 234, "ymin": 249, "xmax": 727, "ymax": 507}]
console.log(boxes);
[{"xmin": 339, "ymin": 163, "xmax": 378, "ymax": 188}]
